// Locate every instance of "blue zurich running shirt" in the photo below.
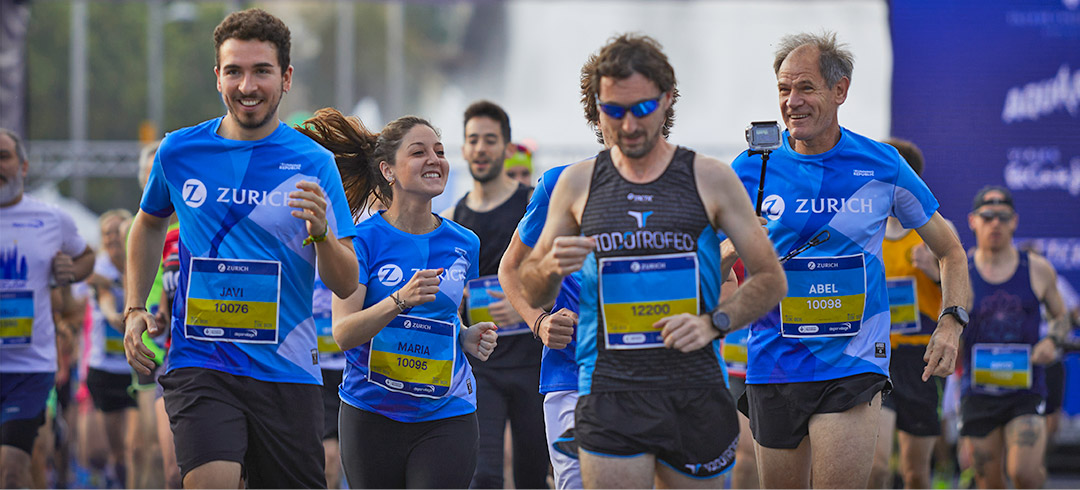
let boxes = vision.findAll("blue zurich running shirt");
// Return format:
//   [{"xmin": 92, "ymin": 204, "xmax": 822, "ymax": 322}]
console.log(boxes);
[
  {"xmin": 140, "ymin": 117, "xmax": 357, "ymax": 385},
  {"xmin": 518, "ymin": 164, "xmax": 582, "ymax": 394},
  {"xmin": 731, "ymin": 128, "xmax": 938, "ymax": 384},
  {"xmin": 340, "ymin": 211, "xmax": 481, "ymax": 423}
]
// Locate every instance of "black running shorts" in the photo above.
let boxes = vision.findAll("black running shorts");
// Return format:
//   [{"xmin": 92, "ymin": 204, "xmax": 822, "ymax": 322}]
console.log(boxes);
[
  {"xmin": 742, "ymin": 372, "xmax": 889, "ymax": 449},
  {"xmin": 882, "ymin": 345, "xmax": 942, "ymax": 436},
  {"xmin": 86, "ymin": 368, "xmax": 137, "ymax": 413},
  {"xmin": 320, "ymin": 369, "xmax": 342, "ymax": 441},
  {"xmin": 575, "ymin": 386, "xmax": 739, "ymax": 479},
  {"xmin": 959, "ymin": 393, "xmax": 1045, "ymax": 438},
  {"xmin": 160, "ymin": 367, "xmax": 326, "ymax": 488}
]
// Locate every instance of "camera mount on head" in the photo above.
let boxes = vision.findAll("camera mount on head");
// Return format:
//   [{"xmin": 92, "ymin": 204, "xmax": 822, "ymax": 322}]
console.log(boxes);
[{"xmin": 745, "ymin": 121, "xmax": 782, "ymax": 216}]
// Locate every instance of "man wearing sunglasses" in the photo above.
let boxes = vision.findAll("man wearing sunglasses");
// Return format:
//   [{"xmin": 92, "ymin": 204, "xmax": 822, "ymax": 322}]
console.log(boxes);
[
  {"xmin": 516, "ymin": 33, "xmax": 787, "ymax": 489},
  {"xmin": 727, "ymin": 32, "xmax": 971, "ymax": 488},
  {"xmin": 959, "ymin": 186, "xmax": 1068, "ymax": 489}
]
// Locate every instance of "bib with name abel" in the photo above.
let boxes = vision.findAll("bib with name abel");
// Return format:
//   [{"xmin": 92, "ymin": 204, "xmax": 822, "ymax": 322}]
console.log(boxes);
[
  {"xmin": 780, "ymin": 254, "xmax": 866, "ymax": 338},
  {"xmin": 0, "ymin": 290, "xmax": 34, "ymax": 347},
  {"xmin": 467, "ymin": 275, "xmax": 529, "ymax": 335},
  {"xmin": 368, "ymin": 314, "xmax": 456, "ymax": 398},
  {"xmin": 972, "ymin": 343, "xmax": 1032, "ymax": 393},
  {"xmin": 886, "ymin": 277, "xmax": 920, "ymax": 334},
  {"xmin": 599, "ymin": 252, "xmax": 699, "ymax": 350},
  {"xmin": 184, "ymin": 257, "xmax": 281, "ymax": 343}
]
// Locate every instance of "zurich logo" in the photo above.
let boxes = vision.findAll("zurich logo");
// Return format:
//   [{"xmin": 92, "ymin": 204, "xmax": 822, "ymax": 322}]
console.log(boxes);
[
  {"xmin": 403, "ymin": 320, "xmax": 413, "ymax": 328},
  {"xmin": 808, "ymin": 262, "xmax": 817, "ymax": 270},
  {"xmin": 182, "ymin": 179, "xmax": 207, "ymax": 208},
  {"xmin": 762, "ymin": 194, "xmax": 785, "ymax": 221},
  {"xmin": 378, "ymin": 264, "xmax": 403, "ymax": 286},
  {"xmin": 630, "ymin": 262, "xmax": 641, "ymax": 273},
  {"xmin": 218, "ymin": 263, "xmax": 226, "ymax": 272}
]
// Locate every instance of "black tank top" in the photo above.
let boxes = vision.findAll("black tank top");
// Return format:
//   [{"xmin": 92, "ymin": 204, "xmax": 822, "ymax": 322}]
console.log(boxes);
[
  {"xmin": 580, "ymin": 146, "xmax": 725, "ymax": 391},
  {"xmin": 453, "ymin": 183, "xmax": 531, "ymax": 277},
  {"xmin": 453, "ymin": 182, "xmax": 540, "ymax": 368}
]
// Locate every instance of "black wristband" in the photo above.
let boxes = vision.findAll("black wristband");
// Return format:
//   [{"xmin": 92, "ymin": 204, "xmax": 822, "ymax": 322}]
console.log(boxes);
[{"xmin": 532, "ymin": 312, "xmax": 550, "ymax": 340}]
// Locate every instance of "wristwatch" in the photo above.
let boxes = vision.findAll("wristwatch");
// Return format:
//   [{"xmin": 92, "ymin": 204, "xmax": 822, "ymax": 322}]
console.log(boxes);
[
  {"xmin": 710, "ymin": 308, "xmax": 734, "ymax": 337},
  {"xmin": 938, "ymin": 305, "xmax": 969, "ymax": 328}
]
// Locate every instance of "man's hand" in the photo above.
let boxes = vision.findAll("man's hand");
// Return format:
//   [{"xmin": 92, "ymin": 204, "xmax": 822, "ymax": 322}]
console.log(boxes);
[
  {"xmin": 659, "ymin": 313, "xmax": 719, "ymax": 353},
  {"xmin": 51, "ymin": 252, "xmax": 76, "ymax": 286},
  {"xmin": 487, "ymin": 290, "xmax": 524, "ymax": 326},
  {"xmin": 464, "ymin": 322, "xmax": 499, "ymax": 361},
  {"xmin": 1032, "ymin": 337, "xmax": 1059, "ymax": 365},
  {"xmin": 922, "ymin": 318, "xmax": 962, "ymax": 381},
  {"xmin": 290, "ymin": 180, "xmax": 329, "ymax": 237},
  {"xmin": 539, "ymin": 308, "xmax": 577, "ymax": 350},
  {"xmin": 124, "ymin": 309, "xmax": 159, "ymax": 375},
  {"xmin": 542, "ymin": 236, "xmax": 595, "ymax": 277}
]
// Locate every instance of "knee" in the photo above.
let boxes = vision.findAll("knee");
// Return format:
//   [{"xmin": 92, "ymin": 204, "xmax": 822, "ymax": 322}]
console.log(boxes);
[
  {"xmin": 868, "ymin": 457, "xmax": 892, "ymax": 488},
  {"xmin": 1008, "ymin": 465, "xmax": 1045, "ymax": 489}
]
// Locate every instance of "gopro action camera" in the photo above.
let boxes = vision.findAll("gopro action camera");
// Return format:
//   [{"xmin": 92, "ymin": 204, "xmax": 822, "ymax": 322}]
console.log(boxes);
[{"xmin": 745, "ymin": 121, "xmax": 782, "ymax": 151}]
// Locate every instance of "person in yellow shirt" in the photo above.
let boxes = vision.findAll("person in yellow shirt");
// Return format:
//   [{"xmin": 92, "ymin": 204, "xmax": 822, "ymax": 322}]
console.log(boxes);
[{"xmin": 870, "ymin": 138, "xmax": 953, "ymax": 488}]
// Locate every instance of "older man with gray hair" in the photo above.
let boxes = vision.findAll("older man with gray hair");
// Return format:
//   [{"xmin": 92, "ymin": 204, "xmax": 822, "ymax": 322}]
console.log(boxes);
[{"xmin": 726, "ymin": 32, "xmax": 972, "ymax": 488}]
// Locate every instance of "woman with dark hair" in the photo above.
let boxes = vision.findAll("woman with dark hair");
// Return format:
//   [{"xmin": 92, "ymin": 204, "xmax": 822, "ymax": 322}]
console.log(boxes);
[{"xmin": 298, "ymin": 109, "xmax": 498, "ymax": 488}]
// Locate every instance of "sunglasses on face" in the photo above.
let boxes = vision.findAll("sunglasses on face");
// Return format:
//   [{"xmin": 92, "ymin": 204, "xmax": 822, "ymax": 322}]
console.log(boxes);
[
  {"xmin": 976, "ymin": 210, "xmax": 1015, "ymax": 222},
  {"xmin": 596, "ymin": 95, "xmax": 662, "ymax": 119}
]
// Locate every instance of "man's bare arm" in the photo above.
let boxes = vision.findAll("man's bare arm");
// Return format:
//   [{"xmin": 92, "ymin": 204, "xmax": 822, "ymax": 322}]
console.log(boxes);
[
  {"xmin": 916, "ymin": 212, "xmax": 972, "ymax": 380},
  {"xmin": 518, "ymin": 162, "xmax": 592, "ymax": 309},
  {"xmin": 123, "ymin": 211, "xmax": 170, "ymax": 374}
]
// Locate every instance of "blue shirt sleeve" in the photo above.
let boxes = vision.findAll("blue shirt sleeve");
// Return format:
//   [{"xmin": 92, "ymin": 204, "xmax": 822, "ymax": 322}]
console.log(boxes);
[
  {"xmin": 319, "ymin": 152, "xmax": 357, "ymax": 240},
  {"xmin": 891, "ymin": 150, "xmax": 939, "ymax": 229},
  {"xmin": 353, "ymin": 233, "xmax": 370, "ymax": 285},
  {"xmin": 517, "ymin": 165, "xmax": 567, "ymax": 248},
  {"xmin": 140, "ymin": 141, "xmax": 174, "ymax": 218}
]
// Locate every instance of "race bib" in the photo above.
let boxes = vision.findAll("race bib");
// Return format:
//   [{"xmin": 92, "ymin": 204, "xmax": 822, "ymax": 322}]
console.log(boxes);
[
  {"xmin": 886, "ymin": 277, "xmax": 920, "ymax": 334},
  {"xmin": 722, "ymin": 327, "xmax": 749, "ymax": 376},
  {"xmin": 184, "ymin": 257, "xmax": 280, "ymax": 343},
  {"xmin": 599, "ymin": 253, "xmax": 699, "ymax": 350},
  {"xmin": 0, "ymin": 290, "xmax": 34, "ymax": 347},
  {"xmin": 780, "ymin": 254, "xmax": 866, "ymax": 338},
  {"xmin": 104, "ymin": 322, "xmax": 125, "ymax": 356},
  {"xmin": 315, "ymin": 303, "xmax": 344, "ymax": 360},
  {"xmin": 467, "ymin": 276, "xmax": 529, "ymax": 336},
  {"xmin": 972, "ymin": 343, "xmax": 1032, "ymax": 393},
  {"xmin": 368, "ymin": 314, "xmax": 456, "ymax": 398}
]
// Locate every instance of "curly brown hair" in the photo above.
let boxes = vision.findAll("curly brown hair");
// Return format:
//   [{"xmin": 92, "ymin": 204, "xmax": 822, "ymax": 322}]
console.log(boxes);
[
  {"xmin": 296, "ymin": 108, "xmax": 439, "ymax": 218},
  {"xmin": 580, "ymin": 33, "xmax": 678, "ymax": 145},
  {"xmin": 213, "ymin": 8, "xmax": 291, "ymax": 71}
]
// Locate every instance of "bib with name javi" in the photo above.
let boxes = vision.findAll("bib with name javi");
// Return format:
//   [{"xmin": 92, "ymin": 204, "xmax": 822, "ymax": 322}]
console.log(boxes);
[
  {"xmin": 972, "ymin": 343, "xmax": 1032, "ymax": 393},
  {"xmin": 368, "ymin": 314, "xmax": 456, "ymax": 398},
  {"xmin": 184, "ymin": 257, "xmax": 281, "ymax": 343},
  {"xmin": 780, "ymin": 254, "xmax": 866, "ymax": 338},
  {"xmin": 886, "ymin": 277, "xmax": 920, "ymax": 334},
  {"xmin": 467, "ymin": 275, "xmax": 529, "ymax": 335},
  {"xmin": 599, "ymin": 252, "xmax": 699, "ymax": 350},
  {"xmin": 0, "ymin": 290, "xmax": 34, "ymax": 348}
]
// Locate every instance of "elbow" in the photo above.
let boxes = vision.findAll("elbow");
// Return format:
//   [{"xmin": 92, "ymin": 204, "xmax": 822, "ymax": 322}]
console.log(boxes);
[
  {"xmin": 332, "ymin": 324, "xmax": 358, "ymax": 352},
  {"xmin": 331, "ymin": 280, "xmax": 358, "ymax": 300}
]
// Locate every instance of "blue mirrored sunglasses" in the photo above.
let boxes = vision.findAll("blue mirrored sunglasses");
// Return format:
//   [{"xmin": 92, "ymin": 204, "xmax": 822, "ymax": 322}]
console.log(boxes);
[{"xmin": 597, "ymin": 96, "xmax": 662, "ymax": 119}]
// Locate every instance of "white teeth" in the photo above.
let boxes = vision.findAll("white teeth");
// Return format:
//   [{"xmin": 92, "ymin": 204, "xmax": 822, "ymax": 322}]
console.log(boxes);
[
  {"xmin": 422, "ymin": 172, "xmax": 440, "ymax": 178},
  {"xmin": 240, "ymin": 99, "xmax": 260, "ymax": 107}
]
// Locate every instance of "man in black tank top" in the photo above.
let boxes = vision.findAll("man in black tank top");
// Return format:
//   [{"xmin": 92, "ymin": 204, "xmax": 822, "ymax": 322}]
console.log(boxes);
[
  {"xmin": 516, "ymin": 34, "xmax": 788, "ymax": 489},
  {"xmin": 443, "ymin": 101, "xmax": 547, "ymax": 490},
  {"xmin": 961, "ymin": 186, "xmax": 1068, "ymax": 489}
]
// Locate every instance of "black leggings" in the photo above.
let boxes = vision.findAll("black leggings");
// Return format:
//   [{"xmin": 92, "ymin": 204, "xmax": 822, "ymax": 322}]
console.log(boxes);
[{"xmin": 338, "ymin": 402, "xmax": 478, "ymax": 489}]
